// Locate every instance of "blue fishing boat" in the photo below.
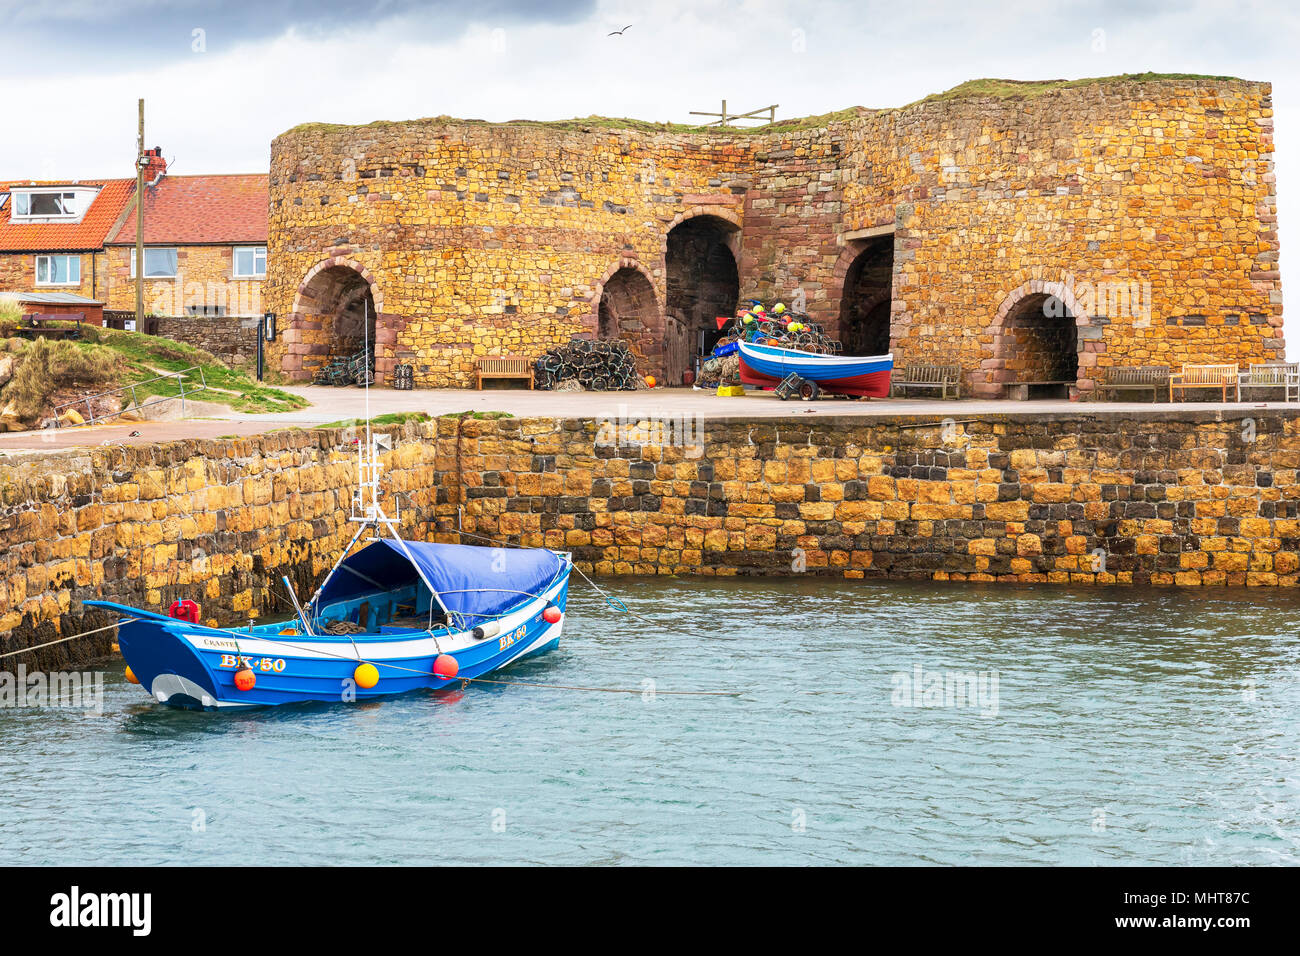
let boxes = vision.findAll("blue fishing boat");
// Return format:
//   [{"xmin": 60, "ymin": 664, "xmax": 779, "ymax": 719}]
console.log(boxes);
[
  {"xmin": 738, "ymin": 340, "xmax": 893, "ymax": 397},
  {"xmin": 86, "ymin": 431, "xmax": 572, "ymax": 710}
]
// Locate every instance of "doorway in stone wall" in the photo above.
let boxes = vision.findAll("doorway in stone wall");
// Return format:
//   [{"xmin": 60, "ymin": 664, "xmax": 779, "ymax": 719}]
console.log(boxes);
[
  {"xmin": 998, "ymin": 293, "xmax": 1078, "ymax": 399},
  {"xmin": 299, "ymin": 265, "xmax": 376, "ymax": 365},
  {"xmin": 597, "ymin": 267, "xmax": 662, "ymax": 376},
  {"xmin": 839, "ymin": 236, "xmax": 894, "ymax": 356},
  {"xmin": 665, "ymin": 215, "xmax": 740, "ymax": 385}
]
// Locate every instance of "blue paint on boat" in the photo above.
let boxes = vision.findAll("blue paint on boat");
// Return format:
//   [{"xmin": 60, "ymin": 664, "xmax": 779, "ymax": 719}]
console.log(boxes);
[
  {"xmin": 86, "ymin": 542, "xmax": 573, "ymax": 711},
  {"xmin": 737, "ymin": 341, "xmax": 894, "ymax": 396}
]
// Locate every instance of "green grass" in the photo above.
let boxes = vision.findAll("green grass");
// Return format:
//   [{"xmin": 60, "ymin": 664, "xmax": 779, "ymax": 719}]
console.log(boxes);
[
  {"xmin": 907, "ymin": 73, "xmax": 1246, "ymax": 107},
  {"xmin": 279, "ymin": 74, "xmax": 1252, "ymax": 140},
  {"xmin": 442, "ymin": 410, "xmax": 514, "ymax": 420},
  {"xmin": 0, "ymin": 337, "xmax": 119, "ymax": 420},
  {"xmin": 0, "ymin": 324, "xmax": 308, "ymax": 422},
  {"xmin": 75, "ymin": 326, "xmax": 308, "ymax": 415},
  {"xmin": 317, "ymin": 412, "xmax": 433, "ymax": 429}
]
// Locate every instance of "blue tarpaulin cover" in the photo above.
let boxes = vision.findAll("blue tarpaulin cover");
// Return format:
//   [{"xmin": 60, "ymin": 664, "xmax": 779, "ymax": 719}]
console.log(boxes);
[{"xmin": 315, "ymin": 540, "xmax": 565, "ymax": 620}]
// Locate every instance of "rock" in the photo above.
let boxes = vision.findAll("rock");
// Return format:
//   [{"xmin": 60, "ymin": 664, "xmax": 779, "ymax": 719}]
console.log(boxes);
[
  {"xmin": 0, "ymin": 354, "xmax": 13, "ymax": 388},
  {"xmin": 58, "ymin": 408, "xmax": 85, "ymax": 427},
  {"xmin": 0, "ymin": 400, "xmax": 22, "ymax": 430}
]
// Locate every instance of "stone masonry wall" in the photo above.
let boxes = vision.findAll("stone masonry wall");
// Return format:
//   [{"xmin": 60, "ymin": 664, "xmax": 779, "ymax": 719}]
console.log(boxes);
[
  {"xmin": 3, "ymin": 408, "xmax": 1300, "ymax": 666},
  {"xmin": 100, "ymin": 243, "xmax": 266, "ymax": 317},
  {"xmin": 267, "ymin": 77, "xmax": 1280, "ymax": 397},
  {"xmin": 0, "ymin": 251, "xmax": 109, "ymax": 304}
]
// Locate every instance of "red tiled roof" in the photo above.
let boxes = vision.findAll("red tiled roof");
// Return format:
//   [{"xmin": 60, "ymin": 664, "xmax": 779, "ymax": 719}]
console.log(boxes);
[
  {"xmin": 109, "ymin": 174, "xmax": 268, "ymax": 245},
  {"xmin": 0, "ymin": 179, "xmax": 135, "ymax": 252}
]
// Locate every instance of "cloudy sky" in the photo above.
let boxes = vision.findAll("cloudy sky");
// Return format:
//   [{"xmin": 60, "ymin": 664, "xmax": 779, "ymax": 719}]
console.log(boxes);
[{"xmin": 1, "ymin": 0, "xmax": 1293, "ymax": 342}]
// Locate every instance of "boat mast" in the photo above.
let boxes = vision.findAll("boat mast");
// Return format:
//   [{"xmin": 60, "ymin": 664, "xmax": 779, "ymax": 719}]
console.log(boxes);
[{"xmin": 304, "ymin": 297, "xmax": 452, "ymax": 623}]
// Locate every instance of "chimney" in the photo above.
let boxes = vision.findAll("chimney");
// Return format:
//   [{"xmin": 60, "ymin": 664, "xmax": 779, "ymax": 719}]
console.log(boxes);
[{"xmin": 143, "ymin": 147, "xmax": 167, "ymax": 183}]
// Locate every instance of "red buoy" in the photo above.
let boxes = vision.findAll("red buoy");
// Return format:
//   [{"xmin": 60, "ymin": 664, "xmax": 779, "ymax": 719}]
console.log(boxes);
[
  {"xmin": 168, "ymin": 599, "xmax": 201, "ymax": 624},
  {"xmin": 542, "ymin": 605, "xmax": 562, "ymax": 624},
  {"xmin": 233, "ymin": 667, "xmax": 256, "ymax": 692},
  {"xmin": 433, "ymin": 654, "xmax": 459, "ymax": 679}
]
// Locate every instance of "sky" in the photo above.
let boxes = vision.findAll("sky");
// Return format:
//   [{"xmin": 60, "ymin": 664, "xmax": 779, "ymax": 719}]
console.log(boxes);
[{"xmin": 0, "ymin": 0, "xmax": 1293, "ymax": 344}]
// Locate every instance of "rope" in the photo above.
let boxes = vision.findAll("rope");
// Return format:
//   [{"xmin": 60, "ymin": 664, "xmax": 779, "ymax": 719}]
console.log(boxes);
[
  {"xmin": 0, "ymin": 620, "xmax": 135, "ymax": 661},
  {"xmin": 449, "ymin": 528, "xmax": 715, "ymax": 640}
]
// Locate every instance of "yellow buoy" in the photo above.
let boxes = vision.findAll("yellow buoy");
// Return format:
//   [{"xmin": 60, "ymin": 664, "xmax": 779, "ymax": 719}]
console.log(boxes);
[
  {"xmin": 354, "ymin": 662, "xmax": 380, "ymax": 689},
  {"xmin": 124, "ymin": 666, "xmax": 139, "ymax": 685}
]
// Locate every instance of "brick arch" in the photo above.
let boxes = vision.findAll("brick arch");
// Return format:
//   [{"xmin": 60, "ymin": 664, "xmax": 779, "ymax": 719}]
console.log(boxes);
[
  {"xmin": 588, "ymin": 258, "xmax": 664, "ymax": 377},
  {"xmin": 835, "ymin": 235, "xmax": 897, "ymax": 355},
  {"xmin": 281, "ymin": 256, "xmax": 405, "ymax": 383},
  {"xmin": 291, "ymin": 256, "xmax": 383, "ymax": 315},
  {"xmin": 662, "ymin": 206, "xmax": 742, "ymax": 257},
  {"xmin": 978, "ymin": 278, "xmax": 1095, "ymax": 399}
]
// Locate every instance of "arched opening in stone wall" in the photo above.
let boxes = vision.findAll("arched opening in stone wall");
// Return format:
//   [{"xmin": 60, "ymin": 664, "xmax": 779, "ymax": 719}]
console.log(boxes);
[
  {"xmin": 998, "ymin": 293, "xmax": 1079, "ymax": 399},
  {"xmin": 838, "ymin": 236, "xmax": 894, "ymax": 356},
  {"xmin": 296, "ymin": 264, "xmax": 377, "ymax": 374},
  {"xmin": 665, "ymin": 215, "xmax": 740, "ymax": 385},
  {"xmin": 597, "ymin": 267, "xmax": 662, "ymax": 373}
]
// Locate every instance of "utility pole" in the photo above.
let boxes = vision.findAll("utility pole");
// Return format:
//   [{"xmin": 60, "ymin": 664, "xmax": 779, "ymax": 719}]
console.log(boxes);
[{"xmin": 135, "ymin": 98, "xmax": 145, "ymax": 330}]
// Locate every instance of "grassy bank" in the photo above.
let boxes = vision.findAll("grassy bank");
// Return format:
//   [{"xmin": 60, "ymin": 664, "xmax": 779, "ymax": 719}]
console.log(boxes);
[{"xmin": 0, "ymin": 320, "xmax": 307, "ymax": 426}]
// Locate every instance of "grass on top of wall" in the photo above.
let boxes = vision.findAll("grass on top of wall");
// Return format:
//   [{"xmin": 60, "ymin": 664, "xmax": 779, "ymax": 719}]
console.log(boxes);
[
  {"xmin": 908, "ymin": 73, "xmax": 1247, "ymax": 106},
  {"xmin": 316, "ymin": 412, "xmax": 435, "ymax": 428},
  {"xmin": 279, "ymin": 73, "xmax": 1249, "ymax": 141}
]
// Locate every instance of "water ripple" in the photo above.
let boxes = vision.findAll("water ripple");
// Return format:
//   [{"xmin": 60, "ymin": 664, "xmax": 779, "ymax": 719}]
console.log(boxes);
[{"xmin": 1, "ymin": 578, "xmax": 1298, "ymax": 864}]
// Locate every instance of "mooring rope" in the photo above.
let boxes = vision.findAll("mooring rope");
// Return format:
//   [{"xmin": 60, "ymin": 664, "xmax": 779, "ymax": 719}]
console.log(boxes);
[
  {"xmin": 449, "ymin": 527, "xmax": 719, "ymax": 641},
  {"xmin": 0, "ymin": 620, "xmax": 136, "ymax": 661}
]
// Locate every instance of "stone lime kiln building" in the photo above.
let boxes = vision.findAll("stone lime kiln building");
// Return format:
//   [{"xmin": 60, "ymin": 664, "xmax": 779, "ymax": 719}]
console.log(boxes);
[{"xmin": 266, "ymin": 75, "xmax": 1281, "ymax": 396}]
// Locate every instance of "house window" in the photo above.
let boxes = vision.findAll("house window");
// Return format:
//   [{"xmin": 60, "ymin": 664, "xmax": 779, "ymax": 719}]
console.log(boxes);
[
  {"xmin": 130, "ymin": 247, "xmax": 179, "ymax": 278},
  {"xmin": 232, "ymin": 246, "xmax": 267, "ymax": 278},
  {"xmin": 14, "ymin": 190, "xmax": 79, "ymax": 219},
  {"xmin": 35, "ymin": 254, "xmax": 81, "ymax": 286}
]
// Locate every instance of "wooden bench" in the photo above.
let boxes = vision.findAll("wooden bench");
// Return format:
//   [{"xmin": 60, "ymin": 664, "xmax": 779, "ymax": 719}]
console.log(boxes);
[
  {"xmin": 1238, "ymin": 363, "xmax": 1299, "ymax": 402},
  {"xmin": 475, "ymin": 355, "xmax": 533, "ymax": 390},
  {"xmin": 17, "ymin": 312, "xmax": 84, "ymax": 340},
  {"xmin": 1169, "ymin": 364, "xmax": 1239, "ymax": 402},
  {"xmin": 1097, "ymin": 365, "xmax": 1170, "ymax": 402},
  {"xmin": 890, "ymin": 364, "xmax": 961, "ymax": 399}
]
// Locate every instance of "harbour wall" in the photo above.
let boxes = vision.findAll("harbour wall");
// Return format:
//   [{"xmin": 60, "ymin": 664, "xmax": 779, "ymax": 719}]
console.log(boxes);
[{"xmin": 3, "ymin": 408, "xmax": 1299, "ymax": 664}]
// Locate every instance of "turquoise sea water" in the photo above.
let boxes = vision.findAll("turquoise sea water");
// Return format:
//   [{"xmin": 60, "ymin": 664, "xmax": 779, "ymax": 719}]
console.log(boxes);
[{"xmin": 1, "ymin": 578, "xmax": 1298, "ymax": 865}]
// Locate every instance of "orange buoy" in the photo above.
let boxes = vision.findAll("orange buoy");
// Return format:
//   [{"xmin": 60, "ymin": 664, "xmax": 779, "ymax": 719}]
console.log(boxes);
[
  {"xmin": 353, "ymin": 662, "xmax": 379, "ymax": 689},
  {"xmin": 433, "ymin": 654, "xmax": 459, "ymax": 679},
  {"xmin": 542, "ymin": 605, "xmax": 562, "ymax": 624},
  {"xmin": 645, "ymin": 375, "xmax": 657, "ymax": 388},
  {"xmin": 124, "ymin": 666, "xmax": 139, "ymax": 685},
  {"xmin": 233, "ymin": 667, "xmax": 257, "ymax": 692}
]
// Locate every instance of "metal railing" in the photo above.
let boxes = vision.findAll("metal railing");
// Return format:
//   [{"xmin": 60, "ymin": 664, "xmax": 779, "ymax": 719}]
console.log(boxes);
[{"xmin": 52, "ymin": 366, "xmax": 209, "ymax": 428}]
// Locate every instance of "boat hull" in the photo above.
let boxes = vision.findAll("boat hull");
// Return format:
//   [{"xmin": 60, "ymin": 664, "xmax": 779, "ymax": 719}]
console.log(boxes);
[
  {"xmin": 87, "ymin": 560, "xmax": 571, "ymax": 710},
  {"xmin": 737, "ymin": 341, "xmax": 893, "ymax": 397}
]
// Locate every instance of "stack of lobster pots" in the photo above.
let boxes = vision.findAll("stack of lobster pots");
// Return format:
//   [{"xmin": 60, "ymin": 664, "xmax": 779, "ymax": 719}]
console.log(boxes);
[{"xmin": 534, "ymin": 338, "xmax": 641, "ymax": 391}]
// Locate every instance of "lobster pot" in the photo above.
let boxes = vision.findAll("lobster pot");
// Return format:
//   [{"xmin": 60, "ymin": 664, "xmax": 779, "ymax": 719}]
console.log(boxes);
[
  {"xmin": 392, "ymin": 364, "xmax": 414, "ymax": 390},
  {"xmin": 535, "ymin": 338, "xmax": 639, "ymax": 391}
]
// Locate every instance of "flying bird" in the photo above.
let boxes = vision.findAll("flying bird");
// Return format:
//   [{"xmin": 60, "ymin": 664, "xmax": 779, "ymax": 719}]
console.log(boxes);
[{"xmin": 607, "ymin": 24, "xmax": 632, "ymax": 36}]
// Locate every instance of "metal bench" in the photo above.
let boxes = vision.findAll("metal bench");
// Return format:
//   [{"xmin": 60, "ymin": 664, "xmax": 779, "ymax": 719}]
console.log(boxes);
[
  {"xmin": 475, "ymin": 355, "xmax": 534, "ymax": 390},
  {"xmin": 1169, "ymin": 364, "xmax": 1239, "ymax": 402},
  {"xmin": 1238, "ymin": 363, "xmax": 1300, "ymax": 402},
  {"xmin": 1097, "ymin": 365, "xmax": 1170, "ymax": 402},
  {"xmin": 890, "ymin": 364, "xmax": 961, "ymax": 399}
]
